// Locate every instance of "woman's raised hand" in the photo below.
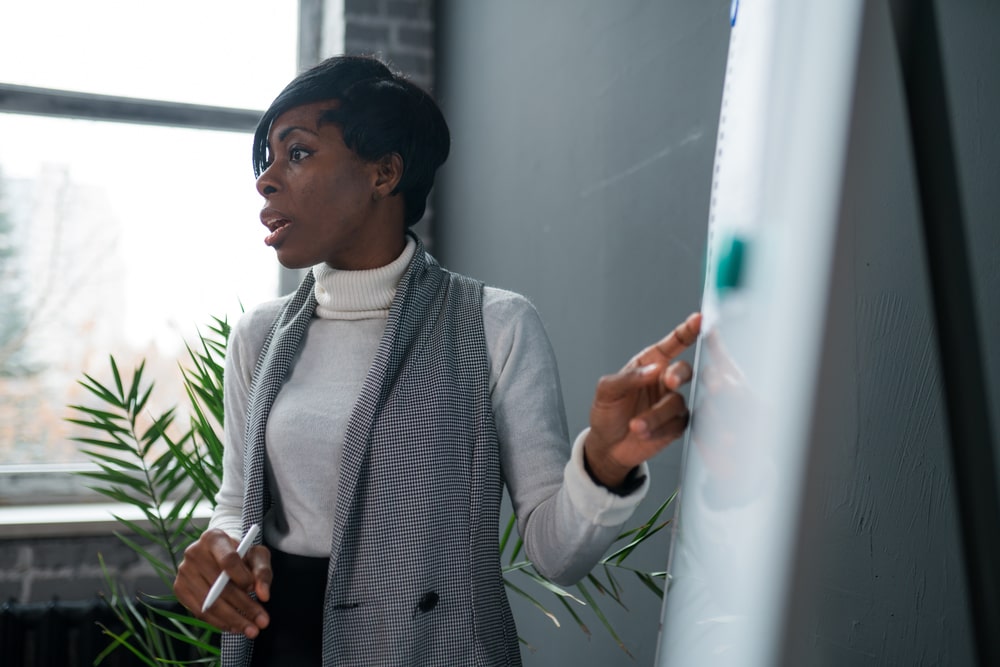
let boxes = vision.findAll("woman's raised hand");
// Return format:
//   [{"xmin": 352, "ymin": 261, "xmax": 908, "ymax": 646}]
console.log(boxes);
[{"xmin": 583, "ymin": 313, "xmax": 702, "ymax": 488}]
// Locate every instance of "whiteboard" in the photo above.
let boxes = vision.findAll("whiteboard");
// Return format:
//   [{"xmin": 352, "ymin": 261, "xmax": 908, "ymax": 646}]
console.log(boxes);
[{"xmin": 655, "ymin": 1, "xmax": 865, "ymax": 665}]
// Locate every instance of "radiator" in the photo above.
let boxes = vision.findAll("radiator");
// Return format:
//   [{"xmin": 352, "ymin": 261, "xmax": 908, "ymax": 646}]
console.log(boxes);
[{"xmin": 0, "ymin": 598, "xmax": 204, "ymax": 667}]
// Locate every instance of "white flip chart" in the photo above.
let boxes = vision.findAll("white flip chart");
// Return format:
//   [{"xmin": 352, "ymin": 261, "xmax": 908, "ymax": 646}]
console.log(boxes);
[{"xmin": 655, "ymin": 1, "xmax": 866, "ymax": 665}]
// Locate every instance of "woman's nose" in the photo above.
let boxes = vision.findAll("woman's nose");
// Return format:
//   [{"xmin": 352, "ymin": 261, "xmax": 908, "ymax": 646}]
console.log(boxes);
[{"xmin": 256, "ymin": 166, "xmax": 279, "ymax": 197}]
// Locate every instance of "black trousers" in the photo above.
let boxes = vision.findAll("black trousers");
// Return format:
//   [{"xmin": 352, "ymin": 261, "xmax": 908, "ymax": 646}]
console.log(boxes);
[{"xmin": 249, "ymin": 544, "xmax": 329, "ymax": 666}]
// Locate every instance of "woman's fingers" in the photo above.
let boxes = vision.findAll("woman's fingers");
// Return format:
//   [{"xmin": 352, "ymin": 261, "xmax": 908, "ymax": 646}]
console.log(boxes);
[
  {"xmin": 208, "ymin": 547, "xmax": 271, "ymax": 635},
  {"xmin": 633, "ymin": 312, "xmax": 702, "ymax": 368},
  {"xmin": 595, "ymin": 362, "xmax": 663, "ymax": 404},
  {"xmin": 213, "ymin": 582, "xmax": 269, "ymax": 637},
  {"xmin": 585, "ymin": 313, "xmax": 702, "ymax": 487},
  {"xmin": 213, "ymin": 543, "xmax": 255, "ymax": 591},
  {"xmin": 248, "ymin": 545, "xmax": 273, "ymax": 602},
  {"xmin": 599, "ymin": 314, "xmax": 701, "ymax": 406},
  {"xmin": 598, "ymin": 360, "xmax": 693, "ymax": 437},
  {"xmin": 174, "ymin": 529, "xmax": 270, "ymax": 637},
  {"xmin": 663, "ymin": 359, "xmax": 694, "ymax": 391},
  {"xmin": 175, "ymin": 530, "xmax": 228, "ymax": 612},
  {"xmin": 630, "ymin": 391, "xmax": 689, "ymax": 439}
]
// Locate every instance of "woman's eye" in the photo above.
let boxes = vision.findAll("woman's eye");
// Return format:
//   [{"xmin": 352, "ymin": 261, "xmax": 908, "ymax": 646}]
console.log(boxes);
[{"xmin": 289, "ymin": 147, "xmax": 310, "ymax": 161}]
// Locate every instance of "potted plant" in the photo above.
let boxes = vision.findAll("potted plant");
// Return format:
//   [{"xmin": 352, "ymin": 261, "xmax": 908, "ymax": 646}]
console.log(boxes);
[{"xmin": 69, "ymin": 316, "xmax": 674, "ymax": 665}]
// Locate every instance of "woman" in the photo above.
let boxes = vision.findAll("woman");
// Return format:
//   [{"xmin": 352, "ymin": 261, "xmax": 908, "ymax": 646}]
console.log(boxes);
[{"xmin": 173, "ymin": 55, "xmax": 701, "ymax": 666}]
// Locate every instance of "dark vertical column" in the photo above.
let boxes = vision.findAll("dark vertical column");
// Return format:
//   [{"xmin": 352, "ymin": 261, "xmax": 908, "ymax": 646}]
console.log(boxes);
[
  {"xmin": 299, "ymin": 0, "xmax": 325, "ymax": 69},
  {"xmin": 888, "ymin": 1, "xmax": 1000, "ymax": 664}
]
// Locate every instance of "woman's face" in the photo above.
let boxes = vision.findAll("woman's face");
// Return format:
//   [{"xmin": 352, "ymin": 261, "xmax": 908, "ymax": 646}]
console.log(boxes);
[{"xmin": 255, "ymin": 101, "xmax": 401, "ymax": 270}]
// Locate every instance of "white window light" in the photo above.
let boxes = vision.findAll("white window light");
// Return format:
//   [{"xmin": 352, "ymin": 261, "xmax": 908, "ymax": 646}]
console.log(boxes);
[{"xmin": 0, "ymin": 0, "xmax": 300, "ymax": 509}]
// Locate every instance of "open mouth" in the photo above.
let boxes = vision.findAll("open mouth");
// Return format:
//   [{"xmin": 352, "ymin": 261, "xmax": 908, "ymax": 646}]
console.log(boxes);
[{"xmin": 264, "ymin": 219, "xmax": 292, "ymax": 247}]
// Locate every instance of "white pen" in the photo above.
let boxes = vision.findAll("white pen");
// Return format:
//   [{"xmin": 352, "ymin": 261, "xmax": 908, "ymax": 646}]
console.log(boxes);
[{"xmin": 201, "ymin": 523, "xmax": 261, "ymax": 613}]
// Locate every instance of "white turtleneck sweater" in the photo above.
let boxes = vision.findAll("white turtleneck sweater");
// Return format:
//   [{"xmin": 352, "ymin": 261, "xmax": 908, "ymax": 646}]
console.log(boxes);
[{"xmin": 209, "ymin": 238, "xmax": 650, "ymax": 584}]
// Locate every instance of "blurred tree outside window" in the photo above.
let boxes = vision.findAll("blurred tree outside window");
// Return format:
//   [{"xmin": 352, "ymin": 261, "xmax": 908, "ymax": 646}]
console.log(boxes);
[{"xmin": 0, "ymin": 0, "xmax": 297, "ymax": 477}]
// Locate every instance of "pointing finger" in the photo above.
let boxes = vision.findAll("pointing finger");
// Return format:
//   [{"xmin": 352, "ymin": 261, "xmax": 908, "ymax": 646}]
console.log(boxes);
[{"xmin": 634, "ymin": 313, "xmax": 702, "ymax": 368}]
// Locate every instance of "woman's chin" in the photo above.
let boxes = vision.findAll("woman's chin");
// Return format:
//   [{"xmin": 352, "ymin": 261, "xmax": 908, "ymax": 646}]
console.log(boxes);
[{"xmin": 274, "ymin": 248, "xmax": 316, "ymax": 271}]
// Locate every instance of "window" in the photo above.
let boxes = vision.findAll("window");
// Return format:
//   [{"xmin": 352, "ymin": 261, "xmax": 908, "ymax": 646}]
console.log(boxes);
[{"xmin": 0, "ymin": 0, "xmax": 299, "ymax": 500}]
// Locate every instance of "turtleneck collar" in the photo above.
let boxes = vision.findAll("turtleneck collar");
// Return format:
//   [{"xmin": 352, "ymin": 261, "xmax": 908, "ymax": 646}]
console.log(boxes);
[{"xmin": 311, "ymin": 237, "xmax": 417, "ymax": 320}]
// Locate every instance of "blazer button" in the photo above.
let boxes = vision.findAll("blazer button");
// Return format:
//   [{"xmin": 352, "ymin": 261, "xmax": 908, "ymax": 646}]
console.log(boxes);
[{"xmin": 417, "ymin": 591, "xmax": 439, "ymax": 613}]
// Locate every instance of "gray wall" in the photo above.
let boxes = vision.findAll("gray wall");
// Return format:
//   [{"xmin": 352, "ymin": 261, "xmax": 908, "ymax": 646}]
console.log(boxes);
[
  {"xmin": 435, "ymin": 0, "xmax": 997, "ymax": 666},
  {"xmin": 785, "ymin": 1, "xmax": 998, "ymax": 665},
  {"xmin": 434, "ymin": 1, "xmax": 728, "ymax": 664}
]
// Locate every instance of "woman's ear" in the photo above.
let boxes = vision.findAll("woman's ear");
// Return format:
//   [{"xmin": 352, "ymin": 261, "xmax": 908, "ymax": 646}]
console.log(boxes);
[{"xmin": 373, "ymin": 153, "xmax": 403, "ymax": 199}]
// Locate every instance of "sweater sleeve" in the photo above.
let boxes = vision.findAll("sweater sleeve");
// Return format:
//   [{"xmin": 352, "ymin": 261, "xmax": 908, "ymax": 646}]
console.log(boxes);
[
  {"xmin": 207, "ymin": 299, "xmax": 286, "ymax": 541},
  {"xmin": 484, "ymin": 288, "xmax": 650, "ymax": 585}
]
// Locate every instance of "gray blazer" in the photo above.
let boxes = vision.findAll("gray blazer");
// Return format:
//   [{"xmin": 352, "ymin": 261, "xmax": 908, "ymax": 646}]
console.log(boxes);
[{"xmin": 222, "ymin": 236, "xmax": 521, "ymax": 666}]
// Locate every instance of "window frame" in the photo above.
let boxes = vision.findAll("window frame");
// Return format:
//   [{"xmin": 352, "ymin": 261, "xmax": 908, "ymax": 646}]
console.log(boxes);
[
  {"xmin": 0, "ymin": 0, "xmax": 326, "ymax": 515},
  {"xmin": 0, "ymin": 86, "xmax": 264, "ymax": 507}
]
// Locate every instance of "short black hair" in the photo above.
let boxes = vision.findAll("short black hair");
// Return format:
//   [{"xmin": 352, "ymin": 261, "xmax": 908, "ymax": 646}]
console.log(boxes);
[{"xmin": 252, "ymin": 55, "xmax": 450, "ymax": 227}]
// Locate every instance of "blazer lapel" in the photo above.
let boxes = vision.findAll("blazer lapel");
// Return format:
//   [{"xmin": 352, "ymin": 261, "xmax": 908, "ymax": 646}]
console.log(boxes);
[{"xmin": 326, "ymin": 238, "xmax": 445, "ymax": 575}]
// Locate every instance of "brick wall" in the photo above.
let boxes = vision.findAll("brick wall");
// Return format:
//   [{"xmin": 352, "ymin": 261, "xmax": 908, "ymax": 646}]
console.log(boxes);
[
  {"xmin": 344, "ymin": 0, "xmax": 436, "ymax": 90},
  {"xmin": 0, "ymin": 533, "xmax": 166, "ymax": 604},
  {"xmin": 343, "ymin": 0, "xmax": 439, "ymax": 245}
]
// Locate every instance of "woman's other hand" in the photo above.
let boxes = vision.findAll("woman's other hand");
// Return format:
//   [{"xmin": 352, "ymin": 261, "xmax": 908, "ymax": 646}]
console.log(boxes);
[
  {"xmin": 173, "ymin": 528, "xmax": 272, "ymax": 638},
  {"xmin": 584, "ymin": 312, "xmax": 702, "ymax": 488}
]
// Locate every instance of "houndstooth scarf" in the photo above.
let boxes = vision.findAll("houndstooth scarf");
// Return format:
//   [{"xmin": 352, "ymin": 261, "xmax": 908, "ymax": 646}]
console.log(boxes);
[{"xmin": 221, "ymin": 235, "xmax": 521, "ymax": 666}]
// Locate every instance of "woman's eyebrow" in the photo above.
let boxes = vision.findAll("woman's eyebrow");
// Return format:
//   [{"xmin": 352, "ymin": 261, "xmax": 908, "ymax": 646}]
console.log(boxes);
[{"xmin": 276, "ymin": 125, "xmax": 317, "ymax": 142}]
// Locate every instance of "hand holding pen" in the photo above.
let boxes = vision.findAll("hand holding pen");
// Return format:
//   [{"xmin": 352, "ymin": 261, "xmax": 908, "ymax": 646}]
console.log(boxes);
[
  {"xmin": 202, "ymin": 523, "xmax": 260, "ymax": 612},
  {"xmin": 173, "ymin": 524, "xmax": 272, "ymax": 639}
]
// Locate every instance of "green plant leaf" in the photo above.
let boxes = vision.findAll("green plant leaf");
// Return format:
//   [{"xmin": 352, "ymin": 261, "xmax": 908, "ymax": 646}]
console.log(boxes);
[
  {"xmin": 498, "ymin": 513, "xmax": 516, "ymax": 555},
  {"xmin": 575, "ymin": 580, "xmax": 632, "ymax": 658},
  {"xmin": 502, "ymin": 559, "xmax": 533, "ymax": 575},
  {"xmin": 633, "ymin": 570, "xmax": 665, "ymax": 599},
  {"xmin": 604, "ymin": 518, "xmax": 671, "ymax": 565},
  {"xmin": 557, "ymin": 595, "xmax": 592, "ymax": 638},
  {"xmin": 148, "ymin": 629, "xmax": 216, "ymax": 660},
  {"xmin": 66, "ymin": 405, "xmax": 130, "ymax": 428},
  {"xmin": 516, "ymin": 569, "xmax": 585, "ymax": 606},
  {"xmin": 80, "ymin": 469, "xmax": 148, "ymax": 495},
  {"xmin": 113, "ymin": 516, "xmax": 168, "ymax": 550},
  {"xmin": 141, "ymin": 410, "xmax": 176, "ymax": 447},
  {"xmin": 96, "ymin": 556, "xmax": 161, "ymax": 666},
  {"xmin": 601, "ymin": 565, "xmax": 624, "ymax": 604},
  {"xmin": 111, "ymin": 530, "xmax": 175, "ymax": 585},
  {"xmin": 70, "ymin": 435, "xmax": 133, "ymax": 451},
  {"xmin": 134, "ymin": 382, "xmax": 155, "ymax": 418},
  {"xmin": 504, "ymin": 578, "xmax": 561, "ymax": 628},
  {"xmin": 145, "ymin": 599, "xmax": 221, "ymax": 634},
  {"xmin": 585, "ymin": 570, "xmax": 625, "ymax": 609},
  {"xmin": 126, "ymin": 360, "xmax": 146, "ymax": 412},
  {"xmin": 509, "ymin": 537, "xmax": 524, "ymax": 564},
  {"xmin": 92, "ymin": 625, "xmax": 132, "ymax": 665},
  {"xmin": 83, "ymin": 483, "xmax": 144, "ymax": 507},
  {"xmin": 78, "ymin": 373, "xmax": 126, "ymax": 408},
  {"xmin": 144, "ymin": 619, "xmax": 221, "ymax": 656},
  {"xmin": 110, "ymin": 355, "xmax": 126, "ymax": 402},
  {"xmin": 94, "ymin": 625, "xmax": 158, "ymax": 667},
  {"xmin": 75, "ymin": 336, "xmax": 229, "ymax": 666},
  {"xmin": 80, "ymin": 449, "xmax": 145, "ymax": 472},
  {"xmin": 163, "ymin": 430, "xmax": 217, "ymax": 502}
]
